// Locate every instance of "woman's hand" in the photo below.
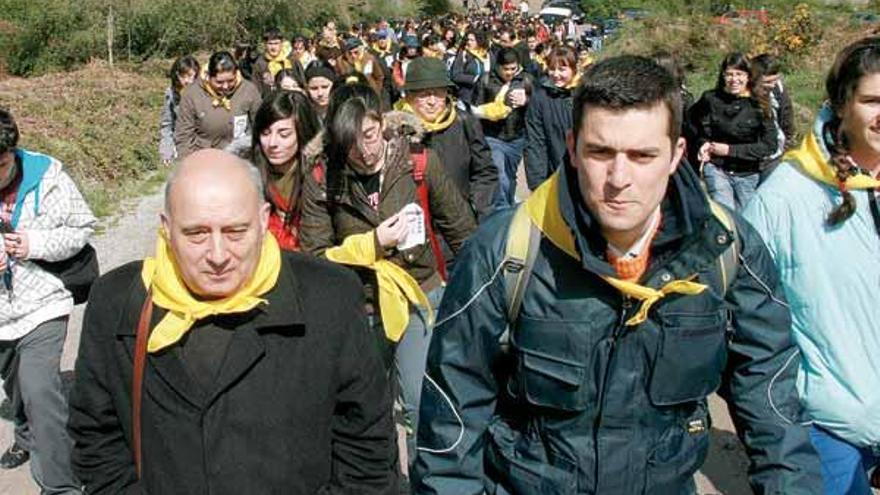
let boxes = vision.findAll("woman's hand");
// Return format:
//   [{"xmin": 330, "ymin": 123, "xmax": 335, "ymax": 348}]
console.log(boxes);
[
  {"xmin": 710, "ymin": 142, "xmax": 731, "ymax": 157},
  {"xmin": 3, "ymin": 232, "xmax": 29, "ymax": 260},
  {"xmin": 375, "ymin": 213, "xmax": 409, "ymax": 249},
  {"xmin": 698, "ymin": 142, "xmax": 712, "ymax": 163}
]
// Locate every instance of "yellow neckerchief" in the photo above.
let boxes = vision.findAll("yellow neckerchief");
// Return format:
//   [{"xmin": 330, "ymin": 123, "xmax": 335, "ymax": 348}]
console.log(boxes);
[
  {"xmin": 393, "ymin": 99, "xmax": 458, "ymax": 133},
  {"xmin": 786, "ymin": 130, "xmax": 880, "ymax": 190},
  {"xmin": 533, "ymin": 54, "xmax": 547, "ymax": 71},
  {"xmin": 140, "ymin": 232, "xmax": 282, "ymax": 353},
  {"xmin": 467, "ymin": 47, "xmax": 489, "ymax": 62},
  {"xmin": 523, "ymin": 171, "xmax": 708, "ymax": 326},
  {"xmin": 201, "ymin": 72, "xmax": 243, "ymax": 111},
  {"xmin": 423, "ymin": 47, "xmax": 443, "ymax": 59},
  {"xmin": 565, "ymin": 72, "xmax": 582, "ymax": 90},
  {"xmin": 265, "ymin": 47, "xmax": 293, "ymax": 77},
  {"xmin": 372, "ymin": 42, "xmax": 392, "ymax": 58},
  {"xmin": 325, "ymin": 231, "xmax": 432, "ymax": 342},
  {"xmin": 473, "ymin": 82, "xmax": 512, "ymax": 121}
]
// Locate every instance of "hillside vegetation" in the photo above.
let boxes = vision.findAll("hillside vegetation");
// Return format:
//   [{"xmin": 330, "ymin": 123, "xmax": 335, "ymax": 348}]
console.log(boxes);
[
  {"xmin": 0, "ymin": 0, "xmax": 430, "ymax": 77},
  {"xmin": 0, "ymin": 60, "xmax": 167, "ymax": 217},
  {"xmin": 1, "ymin": 1, "xmax": 879, "ymax": 218},
  {"xmin": 602, "ymin": 1, "xmax": 880, "ymax": 135}
]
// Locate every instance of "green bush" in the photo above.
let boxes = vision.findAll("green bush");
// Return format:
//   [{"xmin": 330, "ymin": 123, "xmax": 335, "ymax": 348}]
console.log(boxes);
[{"xmin": 0, "ymin": 0, "xmax": 425, "ymax": 76}]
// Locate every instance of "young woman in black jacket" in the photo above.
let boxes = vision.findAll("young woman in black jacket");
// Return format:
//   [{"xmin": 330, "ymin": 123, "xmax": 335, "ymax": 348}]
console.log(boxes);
[
  {"xmin": 689, "ymin": 52, "xmax": 778, "ymax": 210},
  {"xmin": 524, "ymin": 46, "xmax": 580, "ymax": 190}
]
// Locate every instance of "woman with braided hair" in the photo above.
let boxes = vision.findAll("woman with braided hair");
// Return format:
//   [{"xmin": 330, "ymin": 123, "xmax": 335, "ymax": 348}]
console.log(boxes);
[{"xmin": 744, "ymin": 37, "xmax": 880, "ymax": 494}]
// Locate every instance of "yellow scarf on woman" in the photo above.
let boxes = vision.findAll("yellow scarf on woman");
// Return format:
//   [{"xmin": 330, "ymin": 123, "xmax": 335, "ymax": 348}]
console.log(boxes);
[
  {"xmin": 325, "ymin": 231, "xmax": 432, "ymax": 342},
  {"xmin": 523, "ymin": 172, "xmax": 707, "ymax": 326},
  {"xmin": 393, "ymin": 99, "xmax": 457, "ymax": 133},
  {"xmin": 201, "ymin": 72, "xmax": 242, "ymax": 110},
  {"xmin": 140, "ymin": 232, "xmax": 282, "ymax": 352},
  {"xmin": 786, "ymin": 131, "xmax": 880, "ymax": 190}
]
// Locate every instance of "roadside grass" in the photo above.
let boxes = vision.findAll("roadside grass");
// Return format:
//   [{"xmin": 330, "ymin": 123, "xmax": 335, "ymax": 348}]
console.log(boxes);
[{"xmin": 0, "ymin": 59, "xmax": 167, "ymax": 219}]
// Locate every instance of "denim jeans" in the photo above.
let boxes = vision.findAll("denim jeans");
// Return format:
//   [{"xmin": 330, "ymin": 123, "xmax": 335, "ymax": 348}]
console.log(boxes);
[
  {"xmin": 810, "ymin": 426, "xmax": 880, "ymax": 495},
  {"xmin": 369, "ymin": 286, "xmax": 444, "ymax": 468},
  {"xmin": 486, "ymin": 136, "xmax": 525, "ymax": 210},
  {"xmin": 702, "ymin": 162, "xmax": 760, "ymax": 211}
]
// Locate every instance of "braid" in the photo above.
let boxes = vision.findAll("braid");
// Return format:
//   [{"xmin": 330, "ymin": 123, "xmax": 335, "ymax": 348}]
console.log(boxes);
[{"xmin": 826, "ymin": 118, "xmax": 857, "ymax": 226}]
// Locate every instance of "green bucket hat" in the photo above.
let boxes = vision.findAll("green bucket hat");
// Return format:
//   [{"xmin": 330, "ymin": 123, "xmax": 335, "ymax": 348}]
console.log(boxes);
[{"xmin": 402, "ymin": 57, "xmax": 455, "ymax": 92}]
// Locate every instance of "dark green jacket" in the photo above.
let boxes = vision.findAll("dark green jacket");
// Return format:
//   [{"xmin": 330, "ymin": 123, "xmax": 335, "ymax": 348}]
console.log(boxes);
[{"xmin": 413, "ymin": 163, "xmax": 821, "ymax": 494}]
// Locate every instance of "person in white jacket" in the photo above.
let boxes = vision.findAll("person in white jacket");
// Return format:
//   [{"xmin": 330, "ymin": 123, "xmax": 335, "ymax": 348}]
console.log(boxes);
[{"xmin": 0, "ymin": 107, "xmax": 95, "ymax": 494}]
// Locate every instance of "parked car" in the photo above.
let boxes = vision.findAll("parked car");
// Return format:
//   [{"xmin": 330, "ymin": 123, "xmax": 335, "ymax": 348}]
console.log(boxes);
[
  {"xmin": 540, "ymin": 5, "xmax": 585, "ymax": 25},
  {"xmin": 713, "ymin": 9, "xmax": 769, "ymax": 25}
]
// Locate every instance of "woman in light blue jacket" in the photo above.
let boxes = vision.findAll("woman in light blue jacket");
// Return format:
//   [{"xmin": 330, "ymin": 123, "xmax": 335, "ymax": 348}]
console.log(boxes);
[{"xmin": 743, "ymin": 37, "xmax": 880, "ymax": 494}]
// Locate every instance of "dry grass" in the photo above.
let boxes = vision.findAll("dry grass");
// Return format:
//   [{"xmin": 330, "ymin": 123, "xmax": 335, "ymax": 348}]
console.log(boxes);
[{"xmin": 0, "ymin": 59, "xmax": 167, "ymax": 217}]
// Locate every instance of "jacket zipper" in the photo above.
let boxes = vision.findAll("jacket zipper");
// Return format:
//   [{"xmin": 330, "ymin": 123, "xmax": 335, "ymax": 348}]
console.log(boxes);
[{"xmin": 593, "ymin": 295, "xmax": 631, "ymax": 491}]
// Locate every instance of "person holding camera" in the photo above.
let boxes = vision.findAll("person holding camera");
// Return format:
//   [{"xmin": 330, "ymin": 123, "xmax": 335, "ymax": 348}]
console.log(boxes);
[{"xmin": 0, "ymin": 107, "xmax": 95, "ymax": 493}]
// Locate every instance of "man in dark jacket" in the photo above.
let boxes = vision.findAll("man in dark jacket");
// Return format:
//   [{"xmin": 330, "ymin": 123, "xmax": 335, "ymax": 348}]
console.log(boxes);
[
  {"xmin": 413, "ymin": 56, "xmax": 821, "ymax": 494},
  {"xmin": 397, "ymin": 57, "xmax": 497, "ymax": 220},
  {"xmin": 474, "ymin": 47, "xmax": 533, "ymax": 209},
  {"xmin": 68, "ymin": 149, "xmax": 398, "ymax": 495}
]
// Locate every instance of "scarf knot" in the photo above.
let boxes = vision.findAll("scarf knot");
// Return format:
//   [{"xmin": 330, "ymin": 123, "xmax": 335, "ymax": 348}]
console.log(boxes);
[
  {"xmin": 140, "ymin": 232, "xmax": 282, "ymax": 352},
  {"xmin": 325, "ymin": 231, "xmax": 432, "ymax": 342}
]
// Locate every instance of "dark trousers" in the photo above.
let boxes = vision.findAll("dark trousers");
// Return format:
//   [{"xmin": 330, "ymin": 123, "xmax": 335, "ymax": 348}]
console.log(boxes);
[{"xmin": 0, "ymin": 316, "xmax": 81, "ymax": 494}]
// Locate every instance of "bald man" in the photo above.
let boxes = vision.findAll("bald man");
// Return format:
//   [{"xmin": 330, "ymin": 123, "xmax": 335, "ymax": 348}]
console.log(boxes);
[{"xmin": 68, "ymin": 150, "xmax": 399, "ymax": 494}]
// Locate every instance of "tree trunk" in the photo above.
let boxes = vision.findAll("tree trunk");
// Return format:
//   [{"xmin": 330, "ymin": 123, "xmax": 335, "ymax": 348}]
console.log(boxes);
[{"xmin": 107, "ymin": 5, "xmax": 114, "ymax": 67}]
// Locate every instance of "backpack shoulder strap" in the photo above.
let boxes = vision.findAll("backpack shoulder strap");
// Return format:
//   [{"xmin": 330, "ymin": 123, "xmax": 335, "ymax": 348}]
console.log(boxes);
[
  {"xmin": 708, "ymin": 199, "xmax": 740, "ymax": 297},
  {"xmin": 503, "ymin": 205, "xmax": 541, "ymax": 324},
  {"xmin": 410, "ymin": 148, "xmax": 447, "ymax": 280},
  {"xmin": 132, "ymin": 290, "xmax": 153, "ymax": 480}
]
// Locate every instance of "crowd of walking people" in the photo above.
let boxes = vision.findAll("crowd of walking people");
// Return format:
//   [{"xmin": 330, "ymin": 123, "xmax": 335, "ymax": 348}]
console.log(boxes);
[{"xmin": 0, "ymin": 5, "xmax": 879, "ymax": 495}]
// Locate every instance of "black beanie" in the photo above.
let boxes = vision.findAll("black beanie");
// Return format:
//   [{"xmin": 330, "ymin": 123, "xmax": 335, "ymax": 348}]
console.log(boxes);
[{"xmin": 305, "ymin": 61, "xmax": 338, "ymax": 83}]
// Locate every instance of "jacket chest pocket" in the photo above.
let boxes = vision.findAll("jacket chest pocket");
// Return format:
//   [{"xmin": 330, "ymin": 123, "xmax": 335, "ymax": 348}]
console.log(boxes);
[
  {"xmin": 648, "ymin": 312, "xmax": 727, "ymax": 406},
  {"xmin": 512, "ymin": 318, "xmax": 595, "ymax": 412}
]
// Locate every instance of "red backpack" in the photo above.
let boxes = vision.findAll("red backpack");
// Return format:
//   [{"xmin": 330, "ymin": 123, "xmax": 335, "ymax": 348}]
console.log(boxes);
[{"xmin": 410, "ymin": 149, "xmax": 447, "ymax": 281}]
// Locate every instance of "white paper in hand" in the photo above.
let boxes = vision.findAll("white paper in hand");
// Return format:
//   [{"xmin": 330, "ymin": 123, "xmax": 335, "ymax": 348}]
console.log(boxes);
[
  {"xmin": 397, "ymin": 203, "xmax": 426, "ymax": 251},
  {"xmin": 233, "ymin": 115, "xmax": 249, "ymax": 139}
]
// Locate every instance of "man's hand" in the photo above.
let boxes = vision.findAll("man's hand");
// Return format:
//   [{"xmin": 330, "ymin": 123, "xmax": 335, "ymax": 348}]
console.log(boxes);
[
  {"xmin": 4, "ymin": 232, "xmax": 29, "ymax": 260},
  {"xmin": 0, "ymin": 249, "xmax": 7, "ymax": 272},
  {"xmin": 376, "ymin": 213, "xmax": 409, "ymax": 249}
]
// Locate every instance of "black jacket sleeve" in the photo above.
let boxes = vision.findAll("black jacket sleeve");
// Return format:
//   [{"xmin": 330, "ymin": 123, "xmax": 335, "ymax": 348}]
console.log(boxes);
[
  {"xmin": 777, "ymin": 86, "xmax": 796, "ymax": 150},
  {"xmin": 321, "ymin": 271, "xmax": 399, "ymax": 495},
  {"xmin": 687, "ymin": 92, "xmax": 713, "ymax": 157},
  {"xmin": 461, "ymin": 113, "xmax": 497, "ymax": 220},
  {"xmin": 525, "ymin": 88, "xmax": 550, "ymax": 191},
  {"xmin": 426, "ymin": 150, "xmax": 478, "ymax": 254},
  {"xmin": 719, "ymin": 215, "xmax": 823, "ymax": 494},
  {"xmin": 69, "ymin": 272, "xmax": 146, "ymax": 495}
]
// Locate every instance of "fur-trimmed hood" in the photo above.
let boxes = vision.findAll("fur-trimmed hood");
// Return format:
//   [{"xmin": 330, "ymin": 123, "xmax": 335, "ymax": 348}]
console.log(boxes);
[{"xmin": 303, "ymin": 110, "xmax": 425, "ymax": 169}]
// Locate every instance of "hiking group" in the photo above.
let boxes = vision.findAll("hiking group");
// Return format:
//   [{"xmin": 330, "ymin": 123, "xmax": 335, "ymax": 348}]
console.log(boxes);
[{"xmin": 0, "ymin": 7, "xmax": 879, "ymax": 495}]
